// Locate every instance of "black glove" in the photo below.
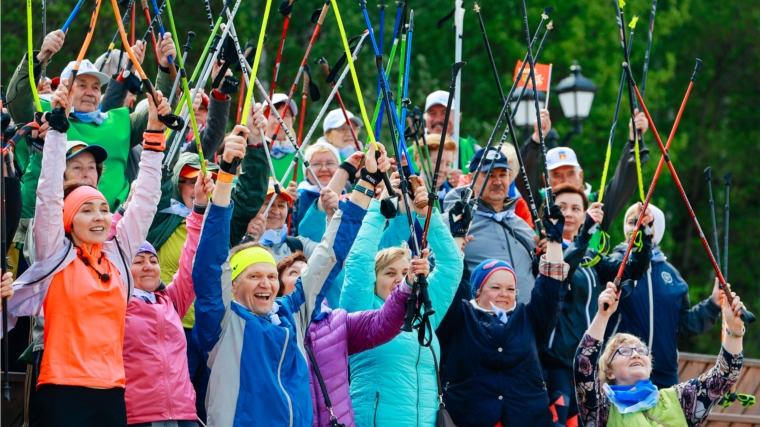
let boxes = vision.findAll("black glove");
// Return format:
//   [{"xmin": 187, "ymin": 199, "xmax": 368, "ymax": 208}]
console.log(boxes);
[
  {"xmin": 218, "ymin": 75, "xmax": 240, "ymax": 95},
  {"xmin": 578, "ymin": 211, "xmax": 600, "ymax": 243},
  {"xmin": 125, "ymin": 73, "xmax": 144, "ymax": 96},
  {"xmin": 339, "ymin": 161, "xmax": 358, "ymax": 185},
  {"xmin": 448, "ymin": 199, "xmax": 473, "ymax": 238},
  {"xmin": 542, "ymin": 204, "xmax": 565, "ymax": 243},
  {"xmin": 47, "ymin": 109, "xmax": 70, "ymax": 133},
  {"xmin": 380, "ymin": 195, "xmax": 399, "ymax": 220},
  {"xmin": 360, "ymin": 167, "xmax": 384, "ymax": 187}
]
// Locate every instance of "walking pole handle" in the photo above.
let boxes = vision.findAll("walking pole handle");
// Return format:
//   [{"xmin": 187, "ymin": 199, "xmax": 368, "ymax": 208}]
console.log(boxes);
[{"xmin": 691, "ymin": 58, "xmax": 703, "ymax": 81}]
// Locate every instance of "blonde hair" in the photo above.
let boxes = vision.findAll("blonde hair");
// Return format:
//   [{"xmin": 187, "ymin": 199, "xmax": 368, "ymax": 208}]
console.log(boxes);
[
  {"xmin": 598, "ymin": 333, "xmax": 650, "ymax": 386},
  {"xmin": 416, "ymin": 134, "xmax": 457, "ymax": 163},
  {"xmin": 374, "ymin": 243, "xmax": 412, "ymax": 278},
  {"xmin": 501, "ymin": 143, "xmax": 519, "ymax": 172}
]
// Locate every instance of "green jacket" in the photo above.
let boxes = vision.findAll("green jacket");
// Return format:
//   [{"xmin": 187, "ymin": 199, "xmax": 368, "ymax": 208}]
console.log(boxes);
[{"xmin": 10, "ymin": 52, "xmax": 175, "ymax": 211}]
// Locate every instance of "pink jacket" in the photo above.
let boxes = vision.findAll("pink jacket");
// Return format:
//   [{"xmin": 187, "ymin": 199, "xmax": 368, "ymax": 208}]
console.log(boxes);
[{"xmin": 122, "ymin": 210, "xmax": 203, "ymax": 424}]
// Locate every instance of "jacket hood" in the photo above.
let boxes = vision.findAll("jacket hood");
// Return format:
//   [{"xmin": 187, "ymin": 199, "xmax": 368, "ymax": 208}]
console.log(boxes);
[{"xmin": 170, "ymin": 153, "xmax": 219, "ymax": 202}]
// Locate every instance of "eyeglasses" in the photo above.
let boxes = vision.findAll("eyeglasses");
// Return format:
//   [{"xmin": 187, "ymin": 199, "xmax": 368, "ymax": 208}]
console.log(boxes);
[
  {"xmin": 611, "ymin": 345, "xmax": 650, "ymax": 362},
  {"xmin": 178, "ymin": 178, "xmax": 197, "ymax": 186},
  {"xmin": 311, "ymin": 162, "xmax": 338, "ymax": 170}
]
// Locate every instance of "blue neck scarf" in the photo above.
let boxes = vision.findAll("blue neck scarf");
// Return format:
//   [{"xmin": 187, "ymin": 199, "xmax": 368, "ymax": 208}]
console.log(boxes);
[
  {"xmin": 71, "ymin": 108, "xmax": 108, "ymax": 125},
  {"xmin": 603, "ymin": 380, "xmax": 659, "ymax": 414}
]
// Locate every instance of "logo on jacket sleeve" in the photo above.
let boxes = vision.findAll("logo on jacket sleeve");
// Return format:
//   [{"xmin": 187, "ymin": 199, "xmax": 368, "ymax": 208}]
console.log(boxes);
[{"xmin": 661, "ymin": 271, "xmax": 673, "ymax": 284}]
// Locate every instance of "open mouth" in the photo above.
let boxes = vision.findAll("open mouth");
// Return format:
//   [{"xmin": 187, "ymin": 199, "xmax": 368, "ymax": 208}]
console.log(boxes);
[
  {"xmin": 630, "ymin": 361, "xmax": 644, "ymax": 367},
  {"xmin": 90, "ymin": 227, "xmax": 105, "ymax": 233},
  {"xmin": 254, "ymin": 293, "xmax": 271, "ymax": 302}
]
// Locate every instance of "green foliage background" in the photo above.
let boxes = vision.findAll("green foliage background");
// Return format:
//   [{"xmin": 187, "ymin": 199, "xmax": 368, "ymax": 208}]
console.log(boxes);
[{"xmin": 2, "ymin": 0, "xmax": 759, "ymax": 356}]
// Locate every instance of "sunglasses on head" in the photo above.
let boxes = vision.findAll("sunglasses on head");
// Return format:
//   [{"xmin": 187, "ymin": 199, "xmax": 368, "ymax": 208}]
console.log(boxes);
[{"xmin": 611, "ymin": 345, "xmax": 650, "ymax": 362}]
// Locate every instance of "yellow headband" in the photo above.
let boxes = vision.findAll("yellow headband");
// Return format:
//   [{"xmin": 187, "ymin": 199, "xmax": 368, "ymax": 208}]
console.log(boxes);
[{"xmin": 230, "ymin": 247, "xmax": 277, "ymax": 281}]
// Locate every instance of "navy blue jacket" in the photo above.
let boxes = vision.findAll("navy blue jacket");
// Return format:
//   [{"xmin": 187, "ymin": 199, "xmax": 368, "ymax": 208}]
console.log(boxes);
[
  {"xmin": 605, "ymin": 245, "xmax": 721, "ymax": 388},
  {"xmin": 541, "ymin": 223, "xmax": 652, "ymax": 370},
  {"xmin": 437, "ymin": 261, "xmax": 567, "ymax": 427}
]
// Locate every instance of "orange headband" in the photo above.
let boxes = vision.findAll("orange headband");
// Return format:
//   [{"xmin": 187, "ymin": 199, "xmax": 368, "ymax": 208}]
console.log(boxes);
[{"xmin": 63, "ymin": 186, "xmax": 107, "ymax": 233}]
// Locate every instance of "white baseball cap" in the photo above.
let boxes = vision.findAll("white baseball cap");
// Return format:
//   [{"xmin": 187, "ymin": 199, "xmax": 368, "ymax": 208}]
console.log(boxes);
[
  {"xmin": 61, "ymin": 59, "xmax": 110, "ymax": 87},
  {"xmin": 65, "ymin": 140, "xmax": 108, "ymax": 164},
  {"xmin": 425, "ymin": 90, "xmax": 452, "ymax": 112},
  {"xmin": 323, "ymin": 108, "xmax": 362, "ymax": 133},
  {"xmin": 546, "ymin": 147, "xmax": 581, "ymax": 171},
  {"xmin": 264, "ymin": 93, "xmax": 298, "ymax": 117}
]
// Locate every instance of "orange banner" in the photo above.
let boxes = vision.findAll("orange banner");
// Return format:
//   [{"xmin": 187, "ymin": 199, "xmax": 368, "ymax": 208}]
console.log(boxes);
[{"xmin": 513, "ymin": 60, "xmax": 552, "ymax": 92}]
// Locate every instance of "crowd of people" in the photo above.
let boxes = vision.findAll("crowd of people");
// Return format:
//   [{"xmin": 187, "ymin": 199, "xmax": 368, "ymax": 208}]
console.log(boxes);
[{"xmin": 0, "ymin": 17, "xmax": 748, "ymax": 427}]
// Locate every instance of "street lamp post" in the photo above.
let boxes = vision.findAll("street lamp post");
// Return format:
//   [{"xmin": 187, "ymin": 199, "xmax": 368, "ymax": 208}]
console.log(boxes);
[{"xmin": 555, "ymin": 61, "xmax": 597, "ymax": 145}]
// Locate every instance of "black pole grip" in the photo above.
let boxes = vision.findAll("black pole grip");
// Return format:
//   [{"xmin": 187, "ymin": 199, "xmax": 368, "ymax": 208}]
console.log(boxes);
[
  {"xmin": 184, "ymin": 31, "xmax": 196, "ymax": 53},
  {"xmin": 691, "ymin": 58, "xmax": 703, "ymax": 81},
  {"xmin": 740, "ymin": 308, "xmax": 756, "ymax": 325}
]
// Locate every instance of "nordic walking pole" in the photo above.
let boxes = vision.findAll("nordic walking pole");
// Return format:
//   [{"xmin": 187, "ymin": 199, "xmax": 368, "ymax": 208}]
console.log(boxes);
[
  {"xmin": 373, "ymin": 0, "xmax": 406, "ymax": 142},
  {"xmin": 315, "ymin": 57, "xmax": 362, "ymax": 151},
  {"xmin": 26, "ymin": 0, "xmax": 43, "ymax": 112},
  {"xmin": 291, "ymin": 65, "xmax": 310, "ymax": 189},
  {"xmin": 622, "ymin": 62, "xmax": 754, "ymax": 324},
  {"xmin": 598, "ymin": 16, "xmax": 637, "ymax": 203},
  {"xmin": 268, "ymin": 0, "xmax": 297, "ymax": 100},
  {"xmin": 99, "ymin": 0, "xmax": 137, "ymax": 72},
  {"xmin": 474, "ymin": 2, "xmax": 504, "ymax": 104},
  {"xmin": 613, "ymin": 1, "xmax": 646, "ymax": 202},
  {"xmin": 610, "ymin": 59, "xmax": 701, "ymax": 306},
  {"xmin": 235, "ymin": 0, "xmax": 274, "ymax": 169},
  {"xmin": 420, "ymin": 62, "xmax": 465, "ymax": 251},
  {"xmin": 267, "ymin": 0, "xmax": 331, "ymax": 140},
  {"xmin": 36, "ymin": 0, "xmax": 88, "ymax": 75},
  {"xmin": 641, "ymin": 0, "xmax": 657, "ymax": 98},
  {"xmin": 110, "ymin": 0, "xmax": 184, "ymax": 130},
  {"xmin": 1, "ymin": 106, "xmax": 9, "ymax": 401},
  {"xmin": 41, "ymin": 0, "xmax": 47, "ymax": 80},
  {"xmin": 519, "ymin": 0, "xmax": 552, "ymax": 207},
  {"xmin": 54, "ymin": 0, "xmax": 103, "ymax": 99},
  {"xmin": 261, "ymin": 31, "xmax": 371, "ymax": 218},
  {"xmin": 148, "ymin": 0, "xmax": 178, "ymax": 82},
  {"xmin": 139, "ymin": 0, "xmax": 161, "ymax": 64},
  {"xmin": 723, "ymin": 173, "xmax": 731, "ymax": 280},
  {"xmin": 704, "ymin": 167, "xmax": 721, "ymax": 268},
  {"xmin": 167, "ymin": 32, "xmax": 194, "ymax": 106}
]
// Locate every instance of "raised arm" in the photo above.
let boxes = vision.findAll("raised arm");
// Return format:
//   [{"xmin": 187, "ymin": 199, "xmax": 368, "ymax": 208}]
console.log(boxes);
[
  {"xmin": 424, "ymin": 210, "xmax": 464, "ymax": 330},
  {"xmin": 340, "ymin": 202, "xmax": 386, "ymax": 312},
  {"xmin": 230, "ymin": 103, "xmax": 270, "ymax": 245},
  {"xmin": 114, "ymin": 92, "xmax": 168, "ymax": 260},
  {"xmin": 673, "ymin": 292, "xmax": 744, "ymax": 427},
  {"xmin": 192, "ymin": 149, "xmax": 236, "ymax": 351},
  {"xmin": 165, "ymin": 174, "xmax": 213, "ymax": 317}
]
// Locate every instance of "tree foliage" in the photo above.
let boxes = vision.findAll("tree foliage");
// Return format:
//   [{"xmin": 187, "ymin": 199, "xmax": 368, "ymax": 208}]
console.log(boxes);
[{"xmin": 2, "ymin": 0, "xmax": 759, "ymax": 355}]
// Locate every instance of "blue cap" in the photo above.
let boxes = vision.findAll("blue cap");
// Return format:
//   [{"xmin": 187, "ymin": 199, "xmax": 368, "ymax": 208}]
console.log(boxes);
[
  {"xmin": 470, "ymin": 259, "xmax": 517, "ymax": 299},
  {"xmin": 469, "ymin": 147, "xmax": 511, "ymax": 174}
]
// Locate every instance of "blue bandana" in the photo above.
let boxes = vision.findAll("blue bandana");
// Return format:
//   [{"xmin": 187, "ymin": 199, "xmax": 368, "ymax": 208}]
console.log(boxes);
[
  {"xmin": 71, "ymin": 108, "xmax": 108, "ymax": 125},
  {"xmin": 603, "ymin": 380, "xmax": 659, "ymax": 414},
  {"xmin": 159, "ymin": 199, "xmax": 192, "ymax": 218},
  {"xmin": 259, "ymin": 225, "xmax": 289, "ymax": 246}
]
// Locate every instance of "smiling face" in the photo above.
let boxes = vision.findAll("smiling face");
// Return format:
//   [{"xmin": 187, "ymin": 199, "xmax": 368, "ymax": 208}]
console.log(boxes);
[
  {"xmin": 375, "ymin": 256, "xmax": 409, "ymax": 300},
  {"xmin": 607, "ymin": 343, "xmax": 652, "ymax": 386},
  {"xmin": 280, "ymin": 260, "xmax": 305, "ymax": 297},
  {"xmin": 473, "ymin": 168, "xmax": 511, "ymax": 212},
  {"xmin": 131, "ymin": 252, "xmax": 161, "ymax": 292},
  {"xmin": 556, "ymin": 192, "xmax": 585, "ymax": 240},
  {"xmin": 309, "ymin": 151, "xmax": 339, "ymax": 187},
  {"xmin": 259, "ymin": 194, "xmax": 289, "ymax": 231},
  {"xmin": 65, "ymin": 152, "xmax": 99, "ymax": 186},
  {"xmin": 325, "ymin": 123, "xmax": 355, "ymax": 149},
  {"xmin": 232, "ymin": 262, "xmax": 280, "ymax": 316},
  {"xmin": 425, "ymin": 104, "xmax": 455, "ymax": 136},
  {"xmin": 476, "ymin": 269, "xmax": 517, "ymax": 311},
  {"xmin": 178, "ymin": 174, "xmax": 197, "ymax": 208},
  {"xmin": 419, "ymin": 148, "xmax": 455, "ymax": 189},
  {"xmin": 70, "ymin": 199, "xmax": 112, "ymax": 248},
  {"xmin": 71, "ymin": 74, "xmax": 102, "ymax": 113}
]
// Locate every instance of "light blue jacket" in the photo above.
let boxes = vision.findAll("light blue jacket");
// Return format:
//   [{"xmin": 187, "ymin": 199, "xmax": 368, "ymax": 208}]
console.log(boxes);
[{"xmin": 339, "ymin": 200, "xmax": 463, "ymax": 427}]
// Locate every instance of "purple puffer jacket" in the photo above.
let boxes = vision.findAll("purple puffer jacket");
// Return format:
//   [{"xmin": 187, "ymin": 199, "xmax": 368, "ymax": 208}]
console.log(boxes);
[{"xmin": 305, "ymin": 282, "xmax": 411, "ymax": 427}]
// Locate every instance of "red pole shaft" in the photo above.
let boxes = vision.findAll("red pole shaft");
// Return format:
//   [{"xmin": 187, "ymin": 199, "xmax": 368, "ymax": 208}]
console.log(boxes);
[
  {"xmin": 334, "ymin": 91, "xmax": 361, "ymax": 151},
  {"xmin": 614, "ymin": 78, "xmax": 694, "ymax": 282},
  {"xmin": 236, "ymin": 74, "xmax": 246, "ymax": 124},
  {"xmin": 269, "ymin": 15, "xmax": 291, "ymax": 104},
  {"xmin": 131, "ymin": 2, "xmax": 136, "ymax": 45},
  {"xmin": 142, "ymin": 7, "xmax": 159, "ymax": 64}
]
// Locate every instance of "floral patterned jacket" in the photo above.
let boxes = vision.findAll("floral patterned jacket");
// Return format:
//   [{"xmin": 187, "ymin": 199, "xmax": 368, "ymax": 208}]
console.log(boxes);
[{"xmin": 574, "ymin": 333, "xmax": 743, "ymax": 427}]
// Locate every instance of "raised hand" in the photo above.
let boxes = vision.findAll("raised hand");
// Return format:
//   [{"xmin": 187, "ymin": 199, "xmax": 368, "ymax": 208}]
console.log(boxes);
[
  {"xmin": 37, "ymin": 30, "xmax": 65, "ymax": 62},
  {"xmin": 406, "ymin": 249, "xmax": 431, "ymax": 285},
  {"xmin": 147, "ymin": 90, "xmax": 170, "ymax": 131},
  {"xmin": 194, "ymin": 171, "xmax": 215, "ymax": 206},
  {"xmin": 157, "ymin": 32, "xmax": 177, "ymax": 68},
  {"xmin": 598, "ymin": 282, "xmax": 620, "ymax": 317}
]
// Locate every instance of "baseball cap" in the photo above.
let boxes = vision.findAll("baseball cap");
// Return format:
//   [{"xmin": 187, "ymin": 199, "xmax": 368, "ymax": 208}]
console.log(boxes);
[
  {"xmin": 546, "ymin": 147, "xmax": 581, "ymax": 171},
  {"xmin": 65, "ymin": 140, "xmax": 108, "ymax": 164},
  {"xmin": 469, "ymin": 147, "xmax": 511, "ymax": 173},
  {"xmin": 265, "ymin": 178, "xmax": 294, "ymax": 204},
  {"xmin": 61, "ymin": 59, "xmax": 110, "ymax": 87},
  {"xmin": 323, "ymin": 108, "xmax": 362, "ymax": 133},
  {"xmin": 179, "ymin": 162, "xmax": 220, "ymax": 179},
  {"xmin": 425, "ymin": 90, "xmax": 452, "ymax": 112},
  {"xmin": 265, "ymin": 93, "xmax": 298, "ymax": 117}
]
